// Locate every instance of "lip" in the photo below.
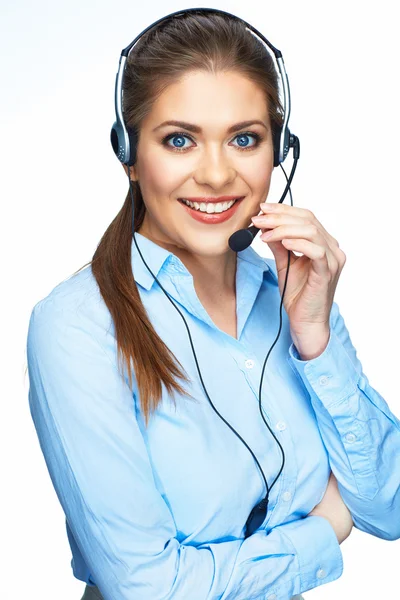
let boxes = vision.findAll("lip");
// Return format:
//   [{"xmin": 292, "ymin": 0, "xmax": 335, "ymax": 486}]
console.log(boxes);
[{"xmin": 178, "ymin": 196, "xmax": 245, "ymax": 224}]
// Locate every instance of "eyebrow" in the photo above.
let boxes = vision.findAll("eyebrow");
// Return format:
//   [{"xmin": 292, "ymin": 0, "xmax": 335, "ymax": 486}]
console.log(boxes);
[{"xmin": 152, "ymin": 119, "xmax": 268, "ymax": 134}]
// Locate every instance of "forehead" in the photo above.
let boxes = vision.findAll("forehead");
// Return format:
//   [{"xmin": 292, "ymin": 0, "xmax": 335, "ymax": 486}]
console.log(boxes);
[{"xmin": 143, "ymin": 70, "xmax": 269, "ymax": 129}]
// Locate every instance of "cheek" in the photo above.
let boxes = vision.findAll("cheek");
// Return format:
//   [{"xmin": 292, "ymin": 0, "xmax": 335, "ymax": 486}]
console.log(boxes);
[
  {"xmin": 241, "ymin": 156, "xmax": 273, "ymax": 191},
  {"xmin": 138, "ymin": 148, "xmax": 188, "ymax": 197},
  {"xmin": 236, "ymin": 140, "xmax": 273, "ymax": 186},
  {"xmin": 139, "ymin": 159, "xmax": 181, "ymax": 197}
]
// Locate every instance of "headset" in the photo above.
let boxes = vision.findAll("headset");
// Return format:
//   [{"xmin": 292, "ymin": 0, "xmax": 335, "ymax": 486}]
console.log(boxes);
[{"xmin": 110, "ymin": 7, "xmax": 301, "ymax": 539}]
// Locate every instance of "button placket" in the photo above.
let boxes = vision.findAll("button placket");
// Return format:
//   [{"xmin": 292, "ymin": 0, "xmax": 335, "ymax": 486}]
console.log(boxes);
[{"xmin": 237, "ymin": 355, "xmax": 298, "ymax": 530}]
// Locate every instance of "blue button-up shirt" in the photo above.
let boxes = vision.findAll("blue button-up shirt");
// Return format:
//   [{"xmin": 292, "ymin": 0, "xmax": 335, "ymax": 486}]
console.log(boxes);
[{"xmin": 26, "ymin": 232, "xmax": 400, "ymax": 600}]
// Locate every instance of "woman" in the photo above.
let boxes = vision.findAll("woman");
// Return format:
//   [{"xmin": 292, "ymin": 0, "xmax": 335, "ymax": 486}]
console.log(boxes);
[{"xmin": 26, "ymin": 9, "xmax": 400, "ymax": 600}]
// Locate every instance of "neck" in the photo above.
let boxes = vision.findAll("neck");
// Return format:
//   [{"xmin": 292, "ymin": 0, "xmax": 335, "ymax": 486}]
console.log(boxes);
[{"xmin": 173, "ymin": 247, "xmax": 237, "ymax": 303}]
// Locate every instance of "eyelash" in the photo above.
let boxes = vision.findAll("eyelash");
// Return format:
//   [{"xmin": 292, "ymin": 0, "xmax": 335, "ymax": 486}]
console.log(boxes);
[{"xmin": 161, "ymin": 131, "xmax": 263, "ymax": 153}]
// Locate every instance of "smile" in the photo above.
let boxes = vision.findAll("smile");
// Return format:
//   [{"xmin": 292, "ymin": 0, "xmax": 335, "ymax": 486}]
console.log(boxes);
[
  {"xmin": 177, "ymin": 197, "xmax": 245, "ymax": 224},
  {"xmin": 179, "ymin": 198, "xmax": 241, "ymax": 213}
]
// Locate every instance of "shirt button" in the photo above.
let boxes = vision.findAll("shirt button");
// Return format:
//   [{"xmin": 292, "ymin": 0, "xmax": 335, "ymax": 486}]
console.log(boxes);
[
  {"xmin": 276, "ymin": 421, "xmax": 286, "ymax": 431},
  {"xmin": 282, "ymin": 491, "xmax": 292, "ymax": 502},
  {"xmin": 317, "ymin": 568, "xmax": 326, "ymax": 579},
  {"xmin": 245, "ymin": 359, "xmax": 254, "ymax": 369},
  {"xmin": 319, "ymin": 375, "xmax": 329, "ymax": 386},
  {"xmin": 345, "ymin": 433, "xmax": 357, "ymax": 443},
  {"xmin": 267, "ymin": 595, "xmax": 277, "ymax": 600}
]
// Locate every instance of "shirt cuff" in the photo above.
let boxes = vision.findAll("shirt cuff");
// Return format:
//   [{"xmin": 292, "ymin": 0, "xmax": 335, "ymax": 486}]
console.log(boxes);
[
  {"xmin": 287, "ymin": 327, "xmax": 360, "ymax": 409},
  {"xmin": 278, "ymin": 515, "xmax": 343, "ymax": 593}
]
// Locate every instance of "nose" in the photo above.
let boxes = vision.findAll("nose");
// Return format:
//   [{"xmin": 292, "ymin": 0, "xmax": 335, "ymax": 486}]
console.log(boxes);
[{"xmin": 193, "ymin": 144, "xmax": 236, "ymax": 190}]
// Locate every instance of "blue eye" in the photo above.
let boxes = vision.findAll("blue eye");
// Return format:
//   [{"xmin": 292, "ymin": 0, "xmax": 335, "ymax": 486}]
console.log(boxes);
[
  {"xmin": 162, "ymin": 133, "xmax": 194, "ymax": 152},
  {"xmin": 232, "ymin": 133, "xmax": 260, "ymax": 149}
]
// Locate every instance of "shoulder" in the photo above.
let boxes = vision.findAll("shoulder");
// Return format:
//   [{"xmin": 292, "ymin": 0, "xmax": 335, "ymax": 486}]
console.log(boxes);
[{"xmin": 28, "ymin": 265, "xmax": 112, "ymax": 338}]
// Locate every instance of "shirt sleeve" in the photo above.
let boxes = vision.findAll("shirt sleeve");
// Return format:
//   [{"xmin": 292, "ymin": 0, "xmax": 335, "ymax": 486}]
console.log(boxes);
[
  {"xmin": 27, "ymin": 297, "xmax": 343, "ymax": 600},
  {"xmin": 287, "ymin": 300, "xmax": 400, "ymax": 541}
]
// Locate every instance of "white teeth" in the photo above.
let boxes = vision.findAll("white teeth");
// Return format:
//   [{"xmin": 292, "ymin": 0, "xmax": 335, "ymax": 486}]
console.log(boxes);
[{"xmin": 181, "ymin": 199, "xmax": 238, "ymax": 213}]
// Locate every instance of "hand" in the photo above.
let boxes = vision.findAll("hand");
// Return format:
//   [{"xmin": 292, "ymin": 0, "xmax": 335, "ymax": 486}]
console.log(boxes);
[
  {"xmin": 308, "ymin": 471, "xmax": 354, "ymax": 544},
  {"xmin": 251, "ymin": 203, "xmax": 346, "ymax": 358}
]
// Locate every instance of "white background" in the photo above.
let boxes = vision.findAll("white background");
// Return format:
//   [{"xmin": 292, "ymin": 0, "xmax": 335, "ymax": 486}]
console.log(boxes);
[{"xmin": 2, "ymin": 0, "xmax": 399, "ymax": 598}]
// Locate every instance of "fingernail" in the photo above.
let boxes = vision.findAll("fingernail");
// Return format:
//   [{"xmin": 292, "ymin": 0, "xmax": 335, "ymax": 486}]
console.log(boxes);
[{"xmin": 261, "ymin": 230, "xmax": 274, "ymax": 239}]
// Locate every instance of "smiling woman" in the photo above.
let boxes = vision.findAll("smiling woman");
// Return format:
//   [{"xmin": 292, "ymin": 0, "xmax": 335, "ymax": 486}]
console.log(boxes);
[
  {"xmin": 26, "ymin": 7, "xmax": 400, "ymax": 600},
  {"xmin": 26, "ymin": 9, "xmax": 336, "ymax": 600}
]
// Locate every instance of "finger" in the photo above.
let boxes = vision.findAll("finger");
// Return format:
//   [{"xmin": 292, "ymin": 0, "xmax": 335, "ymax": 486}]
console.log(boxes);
[
  {"xmin": 260, "ymin": 222, "xmax": 325, "ymax": 246},
  {"xmin": 280, "ymin": 238, "xmax": 330, "ymax": 278},
  {"xmin": 251, "ymin": 212, "xmax": 302, "ymax": 229},
  {"xmin": 265, "ymin": 239, "xmax": 301, "ymax": 273},
  {"xmin": 260, "ymin": 223, "xmax": 337, "ymax": 274},
  {"xmin": 259, "ymin": 202, "xmax": 309, "ymax": 218},
  {"xmin": 259, "ymin": 203, "xmax": 343, "ymax": 258},
  {"xmin": 253, "ymin": 213, "xmax": 328, "ymax": 253}
]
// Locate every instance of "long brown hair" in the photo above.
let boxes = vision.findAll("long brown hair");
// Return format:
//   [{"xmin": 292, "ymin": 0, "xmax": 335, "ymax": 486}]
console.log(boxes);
[{"xmin": 74, "ymin": 10, "xmax": 284, "ymax": 427}]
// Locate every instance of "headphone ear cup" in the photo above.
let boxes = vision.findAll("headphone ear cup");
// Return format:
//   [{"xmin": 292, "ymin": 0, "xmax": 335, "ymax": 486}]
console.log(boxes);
[
  {"xmin": 273, "ymin": 125, "xmax": 281, "ymax": 167},
  {"xmin": 126, "ymin": 126, "xmax": 139, "ymax": 167},
  {"xmin": 110, "ymin": 124, "xmax": 120, "ymax": 157}
]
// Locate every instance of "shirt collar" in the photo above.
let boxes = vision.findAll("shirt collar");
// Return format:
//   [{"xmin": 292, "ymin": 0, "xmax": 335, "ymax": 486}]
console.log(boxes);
[{"xmin": 131, "ymin": 231, "xmax": 277, "ymax": 291}]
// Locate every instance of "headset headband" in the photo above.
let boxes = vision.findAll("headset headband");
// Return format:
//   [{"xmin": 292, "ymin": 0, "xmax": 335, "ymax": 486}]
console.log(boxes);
[{"xmin": 111, "ymin": 7, "xmax": 292, "ymax": 167}]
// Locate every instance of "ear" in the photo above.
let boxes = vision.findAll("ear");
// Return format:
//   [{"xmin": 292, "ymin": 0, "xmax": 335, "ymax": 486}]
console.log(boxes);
[{"xmin": 122, "ymin": 163, "xmax": 139, "ymax": 181}]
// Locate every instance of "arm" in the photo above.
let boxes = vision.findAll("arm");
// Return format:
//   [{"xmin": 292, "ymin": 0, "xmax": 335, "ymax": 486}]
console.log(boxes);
[
  {"xmin": 27, "ymin": 297, "xmax": 343, "ymax": 600},
  {"xmin": 287, "ymin": 300, "xmax": 400, "ymax": 541}
]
